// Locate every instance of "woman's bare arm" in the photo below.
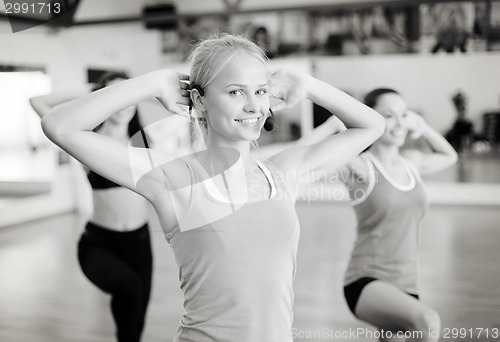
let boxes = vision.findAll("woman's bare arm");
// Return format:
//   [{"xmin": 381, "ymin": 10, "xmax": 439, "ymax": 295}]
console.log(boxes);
[
  {"xmin": 402, "ymin": 111, "xmax": 458, "ymax": 175},
  {"xmin": 41, "ymin": 69, "xmax": 190, "ymax": 200},
  {"xmin": 268, "ymin": 70, "xmax": 384, "ymax": 192}
]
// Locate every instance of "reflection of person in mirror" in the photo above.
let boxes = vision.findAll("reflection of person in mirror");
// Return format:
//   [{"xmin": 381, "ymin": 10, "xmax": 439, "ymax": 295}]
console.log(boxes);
[
  {"xmin": 31, "ymin": 72, "xmax": 153, "ymax": 342},
  {"xmin": 252, "ymin": 26, "xmax": 274, "ymax": 58},
  {"xmin": 41, "ymin": 33, "xmax": 385, "ymax": 341},
  {"xmin": 431, "ymin": 4, "xmax": 469, "ymax": 53},
  {"xmin": 304, "ymin": 88, "xmax": 457, "ymax": 342},
  {"xmin": 445, "ymin": 92, "xmax": 474, "ymax": 153}
]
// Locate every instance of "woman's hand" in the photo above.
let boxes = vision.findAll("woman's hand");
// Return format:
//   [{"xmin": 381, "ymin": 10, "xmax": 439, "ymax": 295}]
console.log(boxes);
[
  {"xmin": 268, "ymin": 68, "xmax": 312, "ymax": 111},
  {"xmin": 406, "ymin": 110, "xmax": 426, "ymax": 139},
  {"xmin": 403, "ymin": 109, "xmax": 458, "ymax": 175},
  {"xmin": 152, "ymin": 70, "xmax": 191, "ymax": 118}
]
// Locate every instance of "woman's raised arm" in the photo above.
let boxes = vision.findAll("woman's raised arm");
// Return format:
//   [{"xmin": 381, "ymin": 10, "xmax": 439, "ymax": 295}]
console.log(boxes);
[
  {"xmin": 30, "ymin": 89, "xmax": 89, "ymax": 119},
  {"xmin": 268, "ymin": 69, "xmax": 384, "ymax": 186},
  {"xmin": 41, "ymin": 69, "xmax": 190, "ymax": 199},
  {"xmin": 402, "ymin": 110, "xmax": 458, "ymax": 175}
]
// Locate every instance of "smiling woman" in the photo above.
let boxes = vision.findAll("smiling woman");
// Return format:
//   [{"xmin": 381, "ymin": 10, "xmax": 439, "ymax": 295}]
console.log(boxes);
[
  {"xmin": 190, "ymin": 49, "xmax": 270, "ymax": 144},
  {"xmin": 337, "ymin": 88, "xmax": 458, "ymax": 342},
  {"xmin": 41, "ymin": 33, "xmax": 385, "ymax": 341}
]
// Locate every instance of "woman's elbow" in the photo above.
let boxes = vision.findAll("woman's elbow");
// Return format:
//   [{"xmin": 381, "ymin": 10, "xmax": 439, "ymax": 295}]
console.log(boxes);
[
  {"xmin": 448, "ymin": 149, "xmax": 459, "ymax": 165},
  {"xmin": 432, "ymin": 151, "xmax": 458, "ymax": 173},
  {"xmin": 41, "ymin": 115, "xmax": 66, "ymax": 144},
  {"xmin": 368, "ymin": 113, "xmax": 385, "ymax": 140},
  {"xmin": 29, "ymin": 98, "xmax": 43, "ymax": 118},
  {"xmin": 29, "ymin": 97, "xmax": 37, "ymax": 110}
]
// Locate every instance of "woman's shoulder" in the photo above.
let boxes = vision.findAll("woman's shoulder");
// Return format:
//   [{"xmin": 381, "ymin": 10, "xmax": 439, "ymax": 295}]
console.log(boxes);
[
  {"xmin": 134, "ymin": 155, "xmax": 193, "ymax": 201},
  {"xmin": 160, "ymin": 156, "xmax": 196, "ymax": 188}
]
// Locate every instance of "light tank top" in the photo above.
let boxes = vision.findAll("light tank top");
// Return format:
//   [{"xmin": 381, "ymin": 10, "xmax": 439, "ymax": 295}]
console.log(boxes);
[
  {"xmin": 344, "ymin": 152, "xmax": 429, "ymax": 293},
  {"xmin": 165, "ymin": 159, "xmax": 300, "ymax": 342}
]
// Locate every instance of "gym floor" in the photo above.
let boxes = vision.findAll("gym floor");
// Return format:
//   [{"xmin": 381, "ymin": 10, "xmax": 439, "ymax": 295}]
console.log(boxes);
[{"xmin": 0, "ymin": 201, "xmax": 499, "ymax": 342}]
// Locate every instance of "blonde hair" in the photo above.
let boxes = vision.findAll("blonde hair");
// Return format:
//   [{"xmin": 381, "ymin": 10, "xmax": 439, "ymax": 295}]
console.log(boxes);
[
  {"xmin": 188, "ymin": 33, "xmax": 268, "ymax": 149},
  {"xmin": 189, "ymin": 33, "xmax": 268, "ymax": 91}
]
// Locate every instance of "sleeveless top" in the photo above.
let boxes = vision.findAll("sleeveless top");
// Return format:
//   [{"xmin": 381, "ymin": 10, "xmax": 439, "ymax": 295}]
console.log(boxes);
[
  {"xmin": 344, "ymin": 152, "xmax": 429, "ymax": 294},
  {"xmin": 88, "ymin": 125, "xmax": 148, "ymax": 190},
  {"xmin": 165, "ymin": 159, "xmax": 300, "ymax": 342},
  {"xmin": 87, "ymin": 170, "xmax": 121, "ymax": 189}
]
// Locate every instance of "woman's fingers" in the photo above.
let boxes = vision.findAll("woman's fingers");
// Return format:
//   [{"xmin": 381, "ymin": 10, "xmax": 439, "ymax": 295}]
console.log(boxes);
[
  {"xmin": 406, "ymin": 111, "xmax": 425, "ymax": 139},
  {"xmin": 268, "ymin": 68, "xmax": 307, "ymax": 111},
  {"xmin": 270, "ymin": 97, "xmax": 289, "ymax": 112},
  {"xmin": 178, "ymin": 73, "xmax": 190, "ymax": 81},
  {"xmin": 153, "ymin": 70, "xmax": 191, "ymax": 117},
  {"xmin": 177, "ymin": 96, "xmax": 191, "ymax": 107},
  {"xmin": 180, "ymin": 80, "xmax": 190, "ymax": 90}
]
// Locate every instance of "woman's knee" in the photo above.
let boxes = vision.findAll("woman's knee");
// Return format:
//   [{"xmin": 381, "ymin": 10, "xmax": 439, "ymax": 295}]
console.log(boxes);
[{"xmin": 412, "ymin": 307, "xmax": 441, "ymax": 335}]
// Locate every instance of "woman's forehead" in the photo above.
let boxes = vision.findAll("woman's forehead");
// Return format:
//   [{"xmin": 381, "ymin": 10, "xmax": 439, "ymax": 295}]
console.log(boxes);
[
  {"xmin": 376, "ymin": 93, "xmax": 406, "ymax": 110},
  {"xmin": 211, "ymin": 53, "xmax": 268, "ymax": 86}
]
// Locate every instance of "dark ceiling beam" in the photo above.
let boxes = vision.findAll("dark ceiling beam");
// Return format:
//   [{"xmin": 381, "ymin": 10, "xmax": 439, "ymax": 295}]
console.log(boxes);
[
  {"xmin": 68, "ymin": 0, "xmax": 429, "ymax": 27},
  {"xmin": 71, "ymin": 15, "xmax": 142, "ymax": 26},
  {"xmin": 1, "ymin": 0, "xmax": 489, "ymax": 27}
]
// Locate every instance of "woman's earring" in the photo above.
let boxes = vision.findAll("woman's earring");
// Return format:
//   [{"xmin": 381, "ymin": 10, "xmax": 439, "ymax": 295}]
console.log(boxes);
[{"xmin": 264, "ymin": 108, "xmax": 277, "ymax": 132}]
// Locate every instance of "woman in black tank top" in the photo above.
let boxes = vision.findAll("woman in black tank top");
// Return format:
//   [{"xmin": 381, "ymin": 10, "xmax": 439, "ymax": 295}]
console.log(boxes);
[{"xmin": 31, "ymin": 72, "xmax": 153, "ymax": 342}]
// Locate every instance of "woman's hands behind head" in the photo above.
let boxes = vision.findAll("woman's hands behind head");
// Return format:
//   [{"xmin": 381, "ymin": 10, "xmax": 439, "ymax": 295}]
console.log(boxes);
[
  {"xmin": 405, "ymin": 110, "xmax": 426, "ymax": 139},
  {"xmin": 268, "ymin": 69, "xmax": 313, "ymax": 112},
  {"xmin": 152, "ymin": 69, "xmax": 191, "ymax": 118}
]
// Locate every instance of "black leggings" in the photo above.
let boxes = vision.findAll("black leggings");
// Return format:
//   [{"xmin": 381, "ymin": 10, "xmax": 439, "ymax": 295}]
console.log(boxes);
[
  {"xmin": 78, "ymin": 221, "xmax": 153, "ymax": 342},
  {"xmin": 344, "ymin": 277, "xmax": 419, "ymax": 317}
]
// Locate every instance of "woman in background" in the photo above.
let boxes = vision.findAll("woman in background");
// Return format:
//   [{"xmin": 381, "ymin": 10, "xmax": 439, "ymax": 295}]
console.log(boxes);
[
  {"xmin": 30, "ymin": 72, "xmax": 153, "ymax": 342},
  {"xmin": 302, "ymin": 88, "xmax": 456, "ymax": 341},
  {"xmin": 338, "ymin": 88, "xmax": 457, "ymax": 341}
]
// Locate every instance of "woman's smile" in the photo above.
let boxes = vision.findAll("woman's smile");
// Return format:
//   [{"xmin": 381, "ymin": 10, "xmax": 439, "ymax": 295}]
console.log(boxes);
[
  {"xmin": 390, "ymin": 129, "xmax": 407, "ymax": 137},
  {"xmin": 233, "ymin": 114, "xmax": 264, "ymax": 126}
]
